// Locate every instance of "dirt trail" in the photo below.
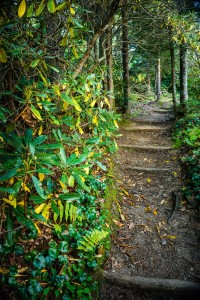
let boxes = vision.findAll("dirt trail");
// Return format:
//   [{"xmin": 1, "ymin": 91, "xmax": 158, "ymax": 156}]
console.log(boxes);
[{"xmin": 99, "ymin": 102, "xmax": 200, "ymax": 300}]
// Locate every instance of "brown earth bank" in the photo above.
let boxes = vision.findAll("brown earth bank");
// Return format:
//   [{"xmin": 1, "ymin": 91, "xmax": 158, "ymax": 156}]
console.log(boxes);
[{"xmin": 98, "ymin": 101, "xmax": 200, "ymax": 300}]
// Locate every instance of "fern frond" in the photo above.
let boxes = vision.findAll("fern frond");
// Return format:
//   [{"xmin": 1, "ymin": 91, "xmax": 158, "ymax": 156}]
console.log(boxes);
[{"xmin": 78, "ymin": 229, "xmax": 109, "ymax": 252}]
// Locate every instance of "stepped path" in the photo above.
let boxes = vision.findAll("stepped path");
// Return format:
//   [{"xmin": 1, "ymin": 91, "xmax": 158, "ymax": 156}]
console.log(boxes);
[{"xmin": 99, "ymin": 102, "xmax": 200, "ymax": 300}]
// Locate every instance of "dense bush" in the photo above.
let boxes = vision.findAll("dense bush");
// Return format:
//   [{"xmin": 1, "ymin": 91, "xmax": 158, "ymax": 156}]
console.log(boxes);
[
  {"xmin": 174, "ymin": 107, "xmax": 200, "ymax": 205},
  {"xmin": 0, "ymin": 1, "xmax": 120, "ymax": 299}
]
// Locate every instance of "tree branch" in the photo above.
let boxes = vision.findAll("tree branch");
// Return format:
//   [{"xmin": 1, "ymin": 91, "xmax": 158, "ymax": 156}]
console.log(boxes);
[{"xmin": 72, "ymin": 0, "xmax": 121, "ymax": 79}]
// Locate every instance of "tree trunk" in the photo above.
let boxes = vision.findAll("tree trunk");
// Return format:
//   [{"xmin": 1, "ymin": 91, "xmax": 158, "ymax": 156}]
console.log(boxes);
[
  {"xmin": 72, "ymin": 0, "xmax": 120, "ymax": 79},
  {"xmin": 170, "ymin": 41, "xmax": 177, "ymax": 114},
  {"xmin": 155, "ymin": 57, "xmax": 161, "ymax": 101},
  {"xmin": 146, "ymin": 62, "xmax": 151, "ymax": 95},
  {"xmin": 180, "ymin": 42, "xmax": 188, "ymax": 113},
  {"xmin": 99, "ymin": 33, "xmax": 107, "ymax": 91},
  {"xmin": 106, "ymin": 27, "xmax": 115, "ymax": 110},
  {"xmin": 121, "ymin": 0, "xmax": 130, "ymax": 113}
]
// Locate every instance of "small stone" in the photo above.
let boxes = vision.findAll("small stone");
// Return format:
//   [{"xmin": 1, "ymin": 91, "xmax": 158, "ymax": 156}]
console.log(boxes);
[{"xmin": 161, "ymin": 239, "xmax": 167, "ymax": 245}]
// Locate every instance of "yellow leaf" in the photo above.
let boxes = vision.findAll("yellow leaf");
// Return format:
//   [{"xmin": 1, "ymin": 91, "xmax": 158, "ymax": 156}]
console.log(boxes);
[
  {"xmin": 17, "ymin": 201, "xmax": 25, "ymax": 206},
  {"xmin": 153, "ymin": 209, "xmax": 158, "ymax": 215},
  {"xmin": 173, "ymin": 172, "xmax": 177, "ymax": 177},
  {"xmin": 68, "ymin": 175, "xmax": 74, "ymax": 187},
  {"xmin": 0, "ymin": 267, "xmax": 9, "ymax": 274},
  {"xmin": 42, "ymin": 203, "xmax": 50, "ymax": 220},
  {"xmin": 3, "ymin": 196, "xmax": 16, "ymax": 208},
  {"xmin": 92, "ymin": 115, "xmax": 98, "ymax": 125},
  {"xmin": 85, "ymin": 84, "xmax": 90, "ymax": 92},
  {"xmin": 9, "ymin": 177, "xmax": 15, "ymax": 185},
  {"xmin": 113, "ymin": 219, "xmax": 124, "ymax": 227},
  {"xmin": 60, "ymin": 35, "xmax": 67, "ymax": 47},
  {"xmin": 84, "ymin": 94, "xmax": 91, "ymax": 102},
  {"xmin": 0, "ymin": 47, "xmax": 7, "ymax": 63},
  {"xmin": 145, "ymin": 206, "xmax": 151, "ymax": 212},
  {"xmin": 104, "ymin": 96, "xmax": 111, "ymax": 108},
  {"xmin": 63, "ymin": 102, "xmax": 68, "ymax": 110},
  {"xmin": 147, "ymin": 178, "xmax": 151, "ymax": 183},
  {"xmin": 88, "ymin": 151, "xmax": 94, "ymax": 158},
  {"xmin": 76, "ymin": 116, "xmax": 80, "ymax": 127},
  {"xmin": 59, "ymin": 180, "xmax": 66, "ymax": 189},
  {"xmin": 17, "ymin": 267, "xmax": 29, "ymax": 273},
  {"xmin": 122, "ymin": 188, "xmax": 129, "ymax": 196},
  {"xmin": 68, "ymin": 27, "xmax": 74, "ymax": 37},
  {"xmin": 90, "ymin": 100, "xmax": 96, "ymax": 107},
  {"xmin": 71, "ymin": 97, "xmax": 82, "ymax": 112},
  {"xmin": 38, "ymin": 70, "xmax": 47, "ymax": 84},
  {"xmin": 78, "ymin": 127, "xmax": 84, "ymax": 135},
  {"xmin": 79, "ymin": 175, "xmax": 85, "ymax": 182},
  {"xmin": 38, "ymin": 125, "xmax": 43, "ymax": 135},
  {"xmin": 75, "ymin": 147, "xmax": 79, "ymax": 156},
  {"xmin": 22, "ymin": 182, "xmax": 30, "ymax": 192},
  {"xmin": 114, "ymin": 120, "xmax": 119, "ymax": 128},
  {"xmin": 84, "ymin": 167, "xmax": 89, "ymax": 175},
  {"xmin": 72, "ymin": 46, "xmax": 78, "ymax": 59},
  {"xmin": 70, "ymin": 6, "xmax": 75, "ymax": 15},
  {"xmin": 34, "ymin": 222, "xmax": 41, "ymax": 234},
  {"xmin": 41, "ymin": 269, "xmax": 47, "ymax": 273},
  {"xmin": 38, "ymin": 173, "xmax": 45, "ymax": 182},
  {"xmin": 18, "ymin": 0, "xmax": 26, "ymax": 18},
  {"xmin": 35, "ymin": 203, "xmax": 46, "ymax": 214},
  {"xmin": 120, "ymin": 213, "xmax": 125, "ymax": 221},
  {"xmin": 162, "ymin": 235, "xmax": 177, "ymax": 239},
  {"xmin": 31, "ymin": 104, "xmax": 43, "ymax": 121}
]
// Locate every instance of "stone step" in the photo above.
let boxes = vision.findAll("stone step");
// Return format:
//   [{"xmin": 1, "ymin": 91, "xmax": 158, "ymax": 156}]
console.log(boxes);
[
  {"xmin": 132, "ymin": 119, "xmax": 173, "ymax": 124},
  {"xmin": 118, "ymin": 145, "xmax": 172, "ymax": 151},
  {"xmin": 123, "ymin": 125, "xmax": 165, "ymax": 132},
  {"xmin": 123, "ymin": 166, "xmax": 172, "ymax": 173},
  {"xmin": 153, "ymin": 109, "xmax": 174, "ymax": 113}
]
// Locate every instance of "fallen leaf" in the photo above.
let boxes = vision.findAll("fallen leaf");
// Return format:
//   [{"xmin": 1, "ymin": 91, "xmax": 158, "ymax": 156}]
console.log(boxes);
[
  {"xmin": 161, "ymin": 235, "xmax": 177, "ymax": 239},
  {"xmin": 128, "ymin": 222, "xmax": 135, "ymax": 229},
  {"xmin": 122, "ymin": 188, "xmax": 129, "ymax": 195},
  {"xmin": 153, "ymin": 209, "xmax": 158, "ymax": 215},
  {"xmin": 144, "ymin": 206, "xmax": 151, "ymax": 212},
  {"xmin": 120, "ymin": 213, "xmax": 125, "ymax": 221},
  {"xmin": 17, "ymin": 267, "xmax": 29, "ymax": 273},
  {"xmin": 113, "ymin": 219, "xmax": 124, "ymax": 227},
  {"xmin": 147, "ymin": 178, "xmax": 151, "ymax": 183},
  {"xmin": 144, "ymin": 226, "xmax": 152, "ymax": 233}
]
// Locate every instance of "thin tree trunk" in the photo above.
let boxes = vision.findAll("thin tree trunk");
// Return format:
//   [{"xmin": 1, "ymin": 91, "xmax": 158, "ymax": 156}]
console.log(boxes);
[
  {"xmin": 72, "ymin": 0, "xmax": 120, "ymax": 79},
  {"xmin": 146, "ymin": 62, "xmax": 151, "ymax": 95},
  {"xmin": 170, "ymin": 41, "xmax": 177, "ymax": 114},
  {"xmin": 180, "ymin": 42, "xmax": 188, "ymax": 113},
  {"xmin": 99, "ymin": 33, "xmax": 107, "ymax": 91},
  {"xmin": 121, "ymin": 0, "xmax": 130, "ymax": 113},
  {"xmin": 155, "ymin": 57, "xmax": 161, "ymax": 101},
  {"xmin": 106, "ymin": 27, "xmax": 115, "ymax": 110}
]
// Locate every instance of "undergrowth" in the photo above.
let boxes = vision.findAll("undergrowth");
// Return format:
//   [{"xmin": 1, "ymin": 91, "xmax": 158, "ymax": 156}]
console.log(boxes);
[
  {"xmin": 174, "ymin": 100, "xmax": 200, "ymax": 205},
  {"xmin": 0, "ymin": 2, "xmax": 120, "ymax": 299}
]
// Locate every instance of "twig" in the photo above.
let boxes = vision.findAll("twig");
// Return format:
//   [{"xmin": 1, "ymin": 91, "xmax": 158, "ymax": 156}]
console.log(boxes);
[{"xmin": 168, "ymin": 191, "xmax": 179, "ymax": 224}]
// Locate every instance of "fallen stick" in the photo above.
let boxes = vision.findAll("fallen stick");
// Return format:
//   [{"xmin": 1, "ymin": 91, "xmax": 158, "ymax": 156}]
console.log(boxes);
[{"xmin": 103, "ymin": 271, "xmax": 200, "ymax": 295}]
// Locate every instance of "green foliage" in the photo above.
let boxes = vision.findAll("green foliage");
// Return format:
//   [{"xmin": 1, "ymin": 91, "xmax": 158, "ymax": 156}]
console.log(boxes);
[
  {"xmin": 174, "ymin": 107, "xmax": 200, "ymax": 205},
  {"xmin": 0, "ymin": 1, "xmax": 119, "ymax": 299}
]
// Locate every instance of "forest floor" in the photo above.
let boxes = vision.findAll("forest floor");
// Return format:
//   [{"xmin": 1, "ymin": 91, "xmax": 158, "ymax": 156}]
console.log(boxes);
[{"xmin": 98, "ymin": 100, "xmax": 200, "ymax": 300}]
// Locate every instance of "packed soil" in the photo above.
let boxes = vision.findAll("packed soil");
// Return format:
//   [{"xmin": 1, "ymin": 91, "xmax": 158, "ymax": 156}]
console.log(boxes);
[{"xmin": 98, "ymin": 101, "xmax": 200, "ymax": 300}]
